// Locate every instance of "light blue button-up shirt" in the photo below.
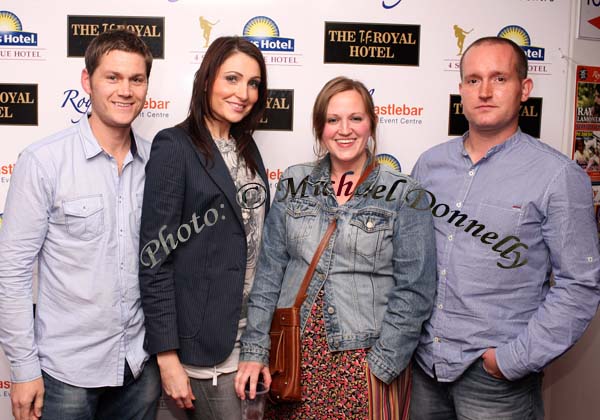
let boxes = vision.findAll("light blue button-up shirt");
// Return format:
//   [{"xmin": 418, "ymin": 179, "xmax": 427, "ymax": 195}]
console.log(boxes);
[
  {"xmin": 0, "ymin": 116, "xmax": 150, "ymax": 387},
  {"xmin": 411, "ymin": 129, "xmax": 600, "ymax": 382}
]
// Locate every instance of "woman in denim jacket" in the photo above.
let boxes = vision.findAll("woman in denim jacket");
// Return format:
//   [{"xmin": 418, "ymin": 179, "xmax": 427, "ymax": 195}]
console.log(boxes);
[{"xmin": 235, "ymin": 76, "xmax": 436, "ymax": 418}]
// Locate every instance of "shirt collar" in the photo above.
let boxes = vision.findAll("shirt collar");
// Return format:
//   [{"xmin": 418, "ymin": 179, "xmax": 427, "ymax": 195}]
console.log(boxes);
[
  {"xmin": 460, "ymin": 128, "xmax": 523, "ymax": 159},
  {"xmin": 78, "ymin": 115, "xmax": 147, "ymax": 163}
]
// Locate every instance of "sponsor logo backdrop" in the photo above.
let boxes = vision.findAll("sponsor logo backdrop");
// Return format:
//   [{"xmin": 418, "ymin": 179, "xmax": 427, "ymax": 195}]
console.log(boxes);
[{"xmin": 0, "ymin": 0, "xmax": 577, "ymax": 419}]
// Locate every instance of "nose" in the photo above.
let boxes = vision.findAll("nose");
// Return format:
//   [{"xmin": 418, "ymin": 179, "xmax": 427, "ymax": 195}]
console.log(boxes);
[
  {"xmin": 339, "ymin": 118, "xmax": 351, "ymax": 135},
  {"xmin": 118, "ymin": 80, "xmax": 132, "ymax": 97},
  {"xmin": 479, "ymin": 80, "xmax": 492, "ymax": 99},
  {"xmin": 236, "ymin": 83, "xmax": 249, "ymax": 101}
]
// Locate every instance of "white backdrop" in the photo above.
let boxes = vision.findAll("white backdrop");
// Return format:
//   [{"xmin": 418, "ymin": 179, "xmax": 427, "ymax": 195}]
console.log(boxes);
[{"xmin": 0, "ymin": 0, "xmax": 579, "ymax": 419}]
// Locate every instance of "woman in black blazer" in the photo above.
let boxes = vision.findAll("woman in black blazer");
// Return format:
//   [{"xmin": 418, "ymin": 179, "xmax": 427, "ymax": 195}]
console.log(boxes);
[{"xmin": 139, "ymin": 36, "xmax": 270, "ymax": 420}]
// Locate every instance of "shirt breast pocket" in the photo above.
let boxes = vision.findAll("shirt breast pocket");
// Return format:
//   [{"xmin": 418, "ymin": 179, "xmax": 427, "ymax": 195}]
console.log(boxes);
[
  {"xmin": 349, "ymin": 208, "xmax": 393, "ymax": 257},
  {"xmin": 62, "ymin": 195, "xmax": 105, "ymax": 241},
  {"xmin": 472, "ymin": 200, "xmax": 523, "ymax": 257}
]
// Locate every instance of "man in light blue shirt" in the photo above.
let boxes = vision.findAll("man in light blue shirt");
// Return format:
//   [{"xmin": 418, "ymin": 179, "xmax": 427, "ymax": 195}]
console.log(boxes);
[
  {"xmin": 410, "ymin": 37, "xmax": 600, "ymax": 420},
  {"xmin": 0, "ymin": 30, "xmax": 160, "ymax": 420}
]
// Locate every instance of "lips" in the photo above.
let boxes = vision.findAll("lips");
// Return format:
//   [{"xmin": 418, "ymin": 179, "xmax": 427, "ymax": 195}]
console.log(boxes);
[
  {"xmin": 113, "ymin": 101, "xmax": 134, "ymax": 108},
  {"xmin": 227, "ymin": 101, "xmax": 247, "ymax": 112},
  {"xmin": 334, "ymin": 138, "xmax": 356, "ymax": 146}
]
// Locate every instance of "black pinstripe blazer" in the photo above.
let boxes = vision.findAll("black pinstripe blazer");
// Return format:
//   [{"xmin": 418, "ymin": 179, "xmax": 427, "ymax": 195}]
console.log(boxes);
[{"xmin": 139, "ymin": 125, "xmax": 270, "ymax": 366}]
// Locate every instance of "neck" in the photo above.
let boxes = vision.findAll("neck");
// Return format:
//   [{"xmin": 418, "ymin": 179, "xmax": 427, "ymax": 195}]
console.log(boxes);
[
  {"xmin": 330, "ymin": 153, "xmax": 368, "ymax": 179},
  {"xmin": 465, "ymin": 125, "xmax": 518, "ymax": 164},
  {"xmin": 204, "ymin": 117, "xmax": 231, "ymax": 140},
  {"xmin": 88, "ymin": 115, "xmax": 131, "ymax": 157}
]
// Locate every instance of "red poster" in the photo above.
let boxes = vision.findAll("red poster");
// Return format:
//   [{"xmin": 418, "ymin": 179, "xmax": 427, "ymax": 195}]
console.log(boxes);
[{"xmin": 572, "ymin": 66, "xmax": 600, "ymax": 183}]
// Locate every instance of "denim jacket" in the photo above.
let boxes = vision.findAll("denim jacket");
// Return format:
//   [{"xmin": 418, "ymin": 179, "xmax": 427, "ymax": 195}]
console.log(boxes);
[{"xmin": 240, "ymin": 155, "xmax": 436, "ymax": 384}]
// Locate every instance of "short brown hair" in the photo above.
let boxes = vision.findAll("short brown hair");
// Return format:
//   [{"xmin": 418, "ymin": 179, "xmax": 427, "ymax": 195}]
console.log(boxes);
[
  {"xmin": 85, "ymin": 29, "xmax": 153, "ymax": 77},
  {"xmin": 459, "ymin": 36, "xmax": 528, "ymax": 80},
  {"xmin": 312, "ymin": 76, "xmax": 377, "ymax": 157}
]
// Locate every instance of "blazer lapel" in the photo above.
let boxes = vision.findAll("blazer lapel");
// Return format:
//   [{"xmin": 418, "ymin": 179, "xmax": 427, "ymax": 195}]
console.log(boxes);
[{"xmin": 178, "ymin": 127, "xmax": 245, "ymax": 230}]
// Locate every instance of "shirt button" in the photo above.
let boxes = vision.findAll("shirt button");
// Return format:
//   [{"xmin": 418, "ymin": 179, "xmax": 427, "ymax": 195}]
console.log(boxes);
[
  {"xmin": 434, "ymin": 337, "xmax": 441, "ymax": 343},
  {"xmin": 438, "ymin": 304, "xmax": 443, "ymax": 309},
  {"xmin": 327, "ymin": 307, "xmax": 335, "ymax": 315},
  {"xmin": 469, "ymin": 170, "xmax": 475, "ymax": 176},
  {"xmin": 448, "ymin": 235, "xmax": 453, "ymax": 241},
  {"xmin": 440, "ymin": 269, "xmax": 447, "ymax": 276},
  {"xmin": 366, "ymin": 221, "xmax": 374, "ymax": 229},
  {"xmin": 456, "ymin": 202, "xmax": 462, "ymax": 208}
]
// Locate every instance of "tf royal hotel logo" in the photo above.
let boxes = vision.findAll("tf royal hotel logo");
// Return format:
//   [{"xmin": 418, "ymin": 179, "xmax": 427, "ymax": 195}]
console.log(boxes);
[{"xmin": 0, "ymin": 10, "xmax": 45, "ymax": 60}]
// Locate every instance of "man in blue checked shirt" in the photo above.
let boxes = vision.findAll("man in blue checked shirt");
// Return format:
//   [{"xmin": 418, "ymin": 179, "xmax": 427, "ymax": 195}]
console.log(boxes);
[
  {"xmin": 410, "ymin": 36, "xmax": 600, "ymax": 420},
  {"xmin": 0, "ymin": 30, "xmax": 160, "ymax": 420}
]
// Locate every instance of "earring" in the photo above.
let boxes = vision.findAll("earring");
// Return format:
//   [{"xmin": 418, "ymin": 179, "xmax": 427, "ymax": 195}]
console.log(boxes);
[{"xmin": 367, "ymin": 136, "xmax": 374, "ymax": 151}]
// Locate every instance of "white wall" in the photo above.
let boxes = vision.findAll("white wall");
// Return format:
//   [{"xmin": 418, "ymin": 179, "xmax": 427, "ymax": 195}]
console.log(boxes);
[
  {"xmin": 543, "ymin": 2, "xmax": 600, "ymax": 420},
  {"xmin": 0, "ymin": 1, "xmax": 598, "ymax": 419}
]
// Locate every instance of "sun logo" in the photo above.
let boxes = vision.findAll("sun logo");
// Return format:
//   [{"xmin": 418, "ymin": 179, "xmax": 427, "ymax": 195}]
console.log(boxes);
[
  {"xmin": 497, "ymin": 25, "xmax": 544, "ymax": 61},
  {"xmin": 0, "ymin": 10, "xmax": 22, "ymax": 33},
  {"xmin": 243, "ymin": 16, "xmax": 279, "ymax": 38},
  {"xmin": 376, "ymin": 153, "xmax": 401, "ymax": 172},
  {"xmin": 498, "ymin": 25, "xmax": 530, "ymax": 47},
  {"xmin": 242, "ymin": 16, "xmax": 294, "ymax": 52}
]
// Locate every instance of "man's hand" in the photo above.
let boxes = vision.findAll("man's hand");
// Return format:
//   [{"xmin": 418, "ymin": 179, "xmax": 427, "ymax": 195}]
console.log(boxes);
[
  {"xmin": 11, "ymin": 377, "xmax": 44, "ymax": 420},
  {"xmin": 482, "ymin": 348, "xmax": 506, "ymax": 380},
  {"xmin": 157, "ymin": 351, "xmax": 195, "ymax": 410}
]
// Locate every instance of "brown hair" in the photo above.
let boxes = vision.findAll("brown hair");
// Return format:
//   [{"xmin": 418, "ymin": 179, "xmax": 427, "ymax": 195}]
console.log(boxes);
[
  {"xmin": 85, "ymin": 29, "xmax": 153, "ymax": 77},
  {"xmin": 312, "ymin": 76, "xmax": 377, "ymax": 158},
  {"xmin": 179, "ymin": 36, "xmax": 268, "ymax": 175},
  {"xmin": 459, "ymin": 36, "xmax": 528, "ymax": 80}
]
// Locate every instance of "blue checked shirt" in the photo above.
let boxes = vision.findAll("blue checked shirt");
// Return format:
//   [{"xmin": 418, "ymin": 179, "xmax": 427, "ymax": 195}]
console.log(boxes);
[
  {"xmin": 0, "ymin": 116, "xmax": 150, "ymax": 386},
  {"xmin": 411, "ymin": 129, "xmax": 600, "ymax": 382}
]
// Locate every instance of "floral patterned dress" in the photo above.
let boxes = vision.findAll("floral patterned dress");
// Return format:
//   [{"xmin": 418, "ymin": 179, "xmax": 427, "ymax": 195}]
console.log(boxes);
[{"xmin": 265, "ymin": 289, "xmax": 369, "ymax": 419}]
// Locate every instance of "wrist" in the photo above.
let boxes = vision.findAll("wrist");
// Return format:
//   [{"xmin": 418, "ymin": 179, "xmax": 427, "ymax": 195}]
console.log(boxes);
[{"xmin": 157, "ymin": 350, "xmax": 180, "ymax": 367}]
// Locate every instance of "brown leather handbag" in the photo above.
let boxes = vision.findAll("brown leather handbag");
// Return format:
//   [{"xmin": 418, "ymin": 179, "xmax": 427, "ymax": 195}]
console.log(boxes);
[
  {"xmin": 268, "ymin": 219, "xmax": 337, "ymax": 402},
  {"xmin": 268, "ymin": 162, "xmax": 377, "ymax": 403}
]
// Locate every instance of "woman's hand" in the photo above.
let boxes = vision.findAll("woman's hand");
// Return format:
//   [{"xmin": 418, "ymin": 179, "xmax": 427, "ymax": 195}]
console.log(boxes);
[
  {"xmin": 234, "ymin": 361, "xmax": 272, "ymax": 400},
  {"xmin": 157, "ymin": 351, "xmax": 196, "ymax": 409}
]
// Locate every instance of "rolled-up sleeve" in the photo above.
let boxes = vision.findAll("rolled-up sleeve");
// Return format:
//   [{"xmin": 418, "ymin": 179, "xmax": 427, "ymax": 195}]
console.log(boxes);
[{"xmin": 496, "ymin": 163, "xmax": 600, "ymax": 380}]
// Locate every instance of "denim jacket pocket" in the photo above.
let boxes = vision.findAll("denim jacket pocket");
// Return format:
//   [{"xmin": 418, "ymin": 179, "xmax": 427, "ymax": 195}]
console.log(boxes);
[
  {"xmin": 349, "ymin": 208, "xmax": 393, "ymax": 257},
  {"xmin": 286, "ymin": 198, "xmax": 319, "ymax": 242},
  {"xmin": 62, "ymin": 195, "xmax": 104, "ymax": 241}
]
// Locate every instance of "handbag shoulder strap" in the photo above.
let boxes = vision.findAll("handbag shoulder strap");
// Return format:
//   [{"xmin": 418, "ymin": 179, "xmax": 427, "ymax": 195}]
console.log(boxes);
[{"xmin": 292, "ymin": 161, "xmax": 378, "ymax": 308}]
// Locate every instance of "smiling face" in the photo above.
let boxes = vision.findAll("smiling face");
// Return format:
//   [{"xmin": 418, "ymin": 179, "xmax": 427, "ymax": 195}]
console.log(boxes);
[
  {"xmin": 81, "ymin": 49, "xmax": 148, "ymax": 137},
  {"xmin": 206, "ymin": 51, "xmax": 261, "ymax": 137},
  {"xmin": 320, "ymin": 89, "xmax": 371, "ymax": 173},
  {"xmin": 459, "ymin": 42, "xmax": 532, "ymax": 140}
]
